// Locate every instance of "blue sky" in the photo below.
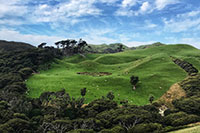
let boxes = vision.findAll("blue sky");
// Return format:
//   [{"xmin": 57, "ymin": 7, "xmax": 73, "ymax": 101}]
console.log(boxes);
[{"xmin": 0, "ymin": 0, "xmax": 200, "ymax": 48}]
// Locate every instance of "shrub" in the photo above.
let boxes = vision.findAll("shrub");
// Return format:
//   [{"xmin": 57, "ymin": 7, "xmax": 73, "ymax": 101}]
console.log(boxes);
[
  {"xmin": 164, "ymin": 112, "xmax": 200, "ymax": 126},
  {"xmin": 19, "ymin": 67, "xmax": 33, "ymax": 79},
  {"xmin": 106, "ymin": 92, "xmax": 115, "ymax": 100},
  {"xmin": 100, "ymin": 125, "xmax": 125, "ymax": 133},
  {"xmin": 0, "ymin": 118, "xmax": 30, "ymax": 132},
  {"xmin": 128, "ymin": 123, "xmax": 162, "ymax": 133},
  {"xmin": 173, "ymin": 96, "xmax": 200, "ymax": 116}
]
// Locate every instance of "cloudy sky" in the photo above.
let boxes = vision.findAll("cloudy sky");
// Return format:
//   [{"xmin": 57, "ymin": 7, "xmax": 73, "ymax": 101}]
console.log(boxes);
[{"xmin": 0, "ymin": 0, "xmax": 200, "ymax": 48}]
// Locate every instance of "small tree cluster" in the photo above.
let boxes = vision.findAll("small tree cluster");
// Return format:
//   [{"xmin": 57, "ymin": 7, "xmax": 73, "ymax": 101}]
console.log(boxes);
[
  {"xmin": 81, "ymin": 88, "xmax": 87, "ymax": 97},
  {"xmin": 130, "ymin": 76, "xmax": 139, "ymax": 90},
  {"xmin": 55, "ymin": 39, "xmax": 88, "ymax": 56},
  {"xmin": 106, "ymin": 92, "xmax": 115, "ymax": 100}
]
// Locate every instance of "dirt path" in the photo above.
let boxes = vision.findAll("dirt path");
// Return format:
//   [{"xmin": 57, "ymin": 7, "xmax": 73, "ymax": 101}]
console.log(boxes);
[
  {"xmin": 158, "ymin": 83, "xmax": 186, "ymax": 108},
  {"xmin": 77, "ymin": 72, "xmax": 112, "ymax": 77}
]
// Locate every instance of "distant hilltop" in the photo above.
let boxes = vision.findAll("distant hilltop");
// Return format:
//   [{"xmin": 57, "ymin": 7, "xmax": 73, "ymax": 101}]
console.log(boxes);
[
  {"xmin": 1, "ymin": 40, "xmax": 194, "ymax": 54},
  {"xmin": 88, "ymin": 42, "xmax": 165, "ymax": 53}
]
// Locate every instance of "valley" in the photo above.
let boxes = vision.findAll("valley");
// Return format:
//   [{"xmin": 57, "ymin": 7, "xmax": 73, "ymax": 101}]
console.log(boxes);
[{"xmin": 26, "ymin": 44, "xmax": 200, "ymax": 105}]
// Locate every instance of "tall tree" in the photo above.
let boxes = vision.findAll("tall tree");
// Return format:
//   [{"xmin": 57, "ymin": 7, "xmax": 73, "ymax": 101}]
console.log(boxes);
[
  {"xmin": 38, "ymin": 43, "xmax": 46, "ymax": 48},
  {"xmin": 55, "ymin": 39, "xmax": 88, "ymax": 56}
]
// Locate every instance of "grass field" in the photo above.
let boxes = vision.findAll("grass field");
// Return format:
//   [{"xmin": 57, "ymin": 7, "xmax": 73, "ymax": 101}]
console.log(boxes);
[{"xmin": 26, "ymin": 44, "xmax": 200, "ymax": 105}]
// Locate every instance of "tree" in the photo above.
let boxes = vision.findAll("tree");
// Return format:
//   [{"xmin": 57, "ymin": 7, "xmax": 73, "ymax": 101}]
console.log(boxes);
[
  {"xmin": 38, "ymin": 43, "xmax": 46, "ymax": 48},
  {"xmin": 130, "ymin": 76, "xmax": 139, "ymax": 90},
  {"xmin": 120, "ymin": 100, "xmax": 128, "ymax": 107},
  {"xmin": 55, "ymin": 42, "xmax": 60, "ymax": 49},
  {"xmin": 55, "ymin": 39, "xmax": 88, "ymax": 56},
  {"xmin": 81, "ymin": 88, "xmax": 87, "ymax": 97},
  {"xmin": 77, "ymin": 39, "xmax": 88, "ymax": 53},
  {"xmin": 117, "ymin": 44, "xmax": 124, "ymax": 52},
  {"xmin": 149, "ymin": 95, "xmax": 154, "ymax": 104},
  {"xmin": 106, "ymin": 92, "xmax": 115, "ymax": 100}
]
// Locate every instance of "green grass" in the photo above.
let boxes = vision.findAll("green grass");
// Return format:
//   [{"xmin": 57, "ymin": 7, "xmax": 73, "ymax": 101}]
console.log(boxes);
[{"xmin": 26, "ymin": 44, "xmax": 200, "ymax": 105}]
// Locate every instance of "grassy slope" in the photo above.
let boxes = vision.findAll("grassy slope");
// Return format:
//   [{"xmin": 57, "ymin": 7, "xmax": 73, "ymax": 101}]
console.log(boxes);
[{"xmin": 26, "ymin": 44, "xmax": 200, "ymax": 105}]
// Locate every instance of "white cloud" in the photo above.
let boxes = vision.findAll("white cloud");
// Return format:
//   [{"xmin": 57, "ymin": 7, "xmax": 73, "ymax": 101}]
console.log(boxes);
[
  {"xmin": 145, "ymin": 20, "xmax": 157, "ymax": 28},
  {"xmin": 0, "ymin": 28, "xmax": 117, "ymax": 46},
  {"xmin": 85, "ymin": 35, "xmax": 116, "ymax": 45},
  {"xmin": 177, "ymin": 10, "xmax": 200, "ymax": 18},
  {"xmin": 179, "ymin": 38, "xmax": 200, "ymax": 49},
  {"xmin": 125, "ymin": 41, "xmax": 156, "ymax": 47},
  {"xmin": 165, "ymin": 36, "xmax": 200, "ymax": 49},
  {"xmin": 0, "ymin": 29, "xmax": 199, "ymax": 49},
  {"xmin": 0, "ymin": 29, "xmax": 64, "ymax": 46},
  {"xmin": 115, "ymin": 0, "xmax": 138, "ymax": 16},
  {"xmin": 135, "ymin": 1, "xmax": 152, "ymax": 15},
  {"xmin": 155, "ymin": 0, "xmax": 179, "ymax": 10},
  {"xmin": 164, "ymin": 18, "xmax": 200, "ymax": 32},
  {"xmin": 116, "ymin": 0, "xmax": 181, "ymax": 16},
  {"xmin": 80, "ymin": 27, "xmax": 117, "ymax": 44},
  {"xmin": 0, "ymin": 0, "xmax": 28, "ymax": 18},
  {"xmin": 163, "ymin": 10, "xmax": 200, "ymax": 32},
  {"xmin": 0, "ymin": 0, "xmax": 119, "ymax": 25},
  {"xmin": 32, "ymin": 0, "xmax": 102, "ymax": 23},
  {"xmin": 98, "ymin": 0, "xmax": 119, "ymax": 4},
  {"xmin": 140, "ymin": 2, "xmax": 150, "ymax": 13},
  {"xmin": 121, "ymin": 0, "xmax": 137, "ymax": 8},
  {"xmin": 115, "ymin": 8, "xmax": 134, "ymax": 16},
  {"xmin": 0, "ymin": 19, "xmax": 24, "ymax": 25}
]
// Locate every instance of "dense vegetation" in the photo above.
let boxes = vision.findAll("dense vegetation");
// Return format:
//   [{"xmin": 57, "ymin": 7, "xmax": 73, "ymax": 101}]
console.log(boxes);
[
  {"xmin": 0, "ymin": 40, "xmax": 34, "ymax": 52},
  {"xmin": 0, "ymin": 40, "xmax": 200, "ymax": 132}
]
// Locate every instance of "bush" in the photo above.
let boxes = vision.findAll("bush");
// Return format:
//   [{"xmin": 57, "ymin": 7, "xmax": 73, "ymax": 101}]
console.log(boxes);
[
  {"xmin": 0, "ymin": 118, "xmax": 30, "ymax": 132},
  {"xmin": 3, "ymin": 84, "xmax": 25, "ymax": 93},
  {"xmin": 100, "ymin": 125, "xmax": 125, "ymax": 133},
  {"xmin": 19, "ymin": 67, "xmax": 33, "ymax": 79},
  {"xmin": 13, "ymin": 113, "xmax": 29, "ymax": 121},
  {"xmin": 173, "ymin": 96, "xmax": 200, "ymax": 116},
  {"xmin": 164, "ymin": 112, "xmax": 200, "ymax": 126},
  {"xmin": 84, "ymin": 98, "xmax": 117, "ymax": 117},
  {"xmin": 128, "ymin": 123, "xmax": 162, "ymax": 133},
  {"xmin": 69, "ymin": 129, "xmax": 95, "ymax": 133}
]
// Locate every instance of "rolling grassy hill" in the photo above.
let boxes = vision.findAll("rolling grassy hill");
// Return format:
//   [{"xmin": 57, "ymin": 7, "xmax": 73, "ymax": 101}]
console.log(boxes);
[
  {"xmin": 26, "ymin": 44, "xmax": 200, "ymax": 105},
  {"xmin": 87, "ymin": 42, "xmax": 164, "ymax": 53}
]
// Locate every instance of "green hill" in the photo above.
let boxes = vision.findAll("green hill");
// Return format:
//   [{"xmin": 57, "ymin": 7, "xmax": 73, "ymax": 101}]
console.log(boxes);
[
  {"xmin": 88, "ymin": 43, "xmax": 129, "ymax": 53},
  {"xmin": 133, "ymin": 42, "xmax": 165, "ymax": 50},
  {"xmin": 87, "ymin": 42, "xmax": 165, "ymax": 53},
  {"xmin": 26, "ymin": 44, "xmax": 200, "ymax": 105}
]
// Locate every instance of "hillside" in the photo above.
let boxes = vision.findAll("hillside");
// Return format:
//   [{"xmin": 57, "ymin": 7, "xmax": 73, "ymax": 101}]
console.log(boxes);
[
  {"xmin": 87, "ymin": 43, "xmax": 129, "ymax": 53},
  {"xmin": 26, "ymin": 44, "xmax": 200, "ymax": 105},
  {"xmin": 87, "ymin": 42, "xmax": 165, "ymax": 53},
  {"xmin": 0, "ymin": 40, "xmax": 34, "ymax": 52},
  {"xmin": 133, "ymin": 42, "xmax": 165, "ymax": 50},
  {"xmin": 1, "ymin": 42, "xmax": 200, "ymax": 132}
]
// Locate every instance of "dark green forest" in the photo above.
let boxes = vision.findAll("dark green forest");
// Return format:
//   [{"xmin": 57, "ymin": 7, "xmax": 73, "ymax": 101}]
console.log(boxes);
[{"xmin": 0, "ymin": 40, "xmax": 200, "ymax": 133}]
